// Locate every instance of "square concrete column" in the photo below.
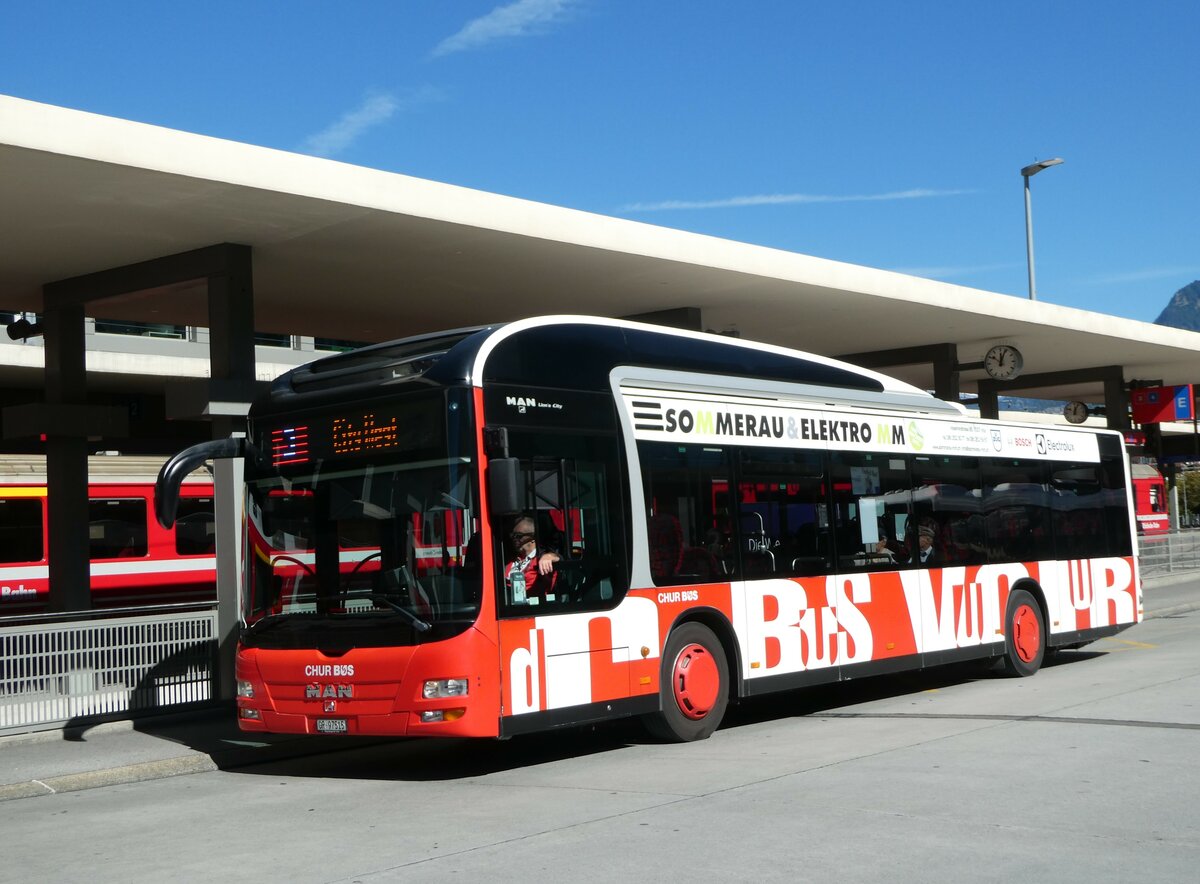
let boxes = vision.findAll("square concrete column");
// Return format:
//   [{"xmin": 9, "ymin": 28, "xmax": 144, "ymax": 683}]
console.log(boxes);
[{"xmin": 43, "ymin": 303, "xmax": 91, "ymax": 611}]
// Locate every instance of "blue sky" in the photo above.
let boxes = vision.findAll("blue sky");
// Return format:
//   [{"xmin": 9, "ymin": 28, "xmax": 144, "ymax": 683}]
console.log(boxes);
[{"xmin": 3, "ymin": 1, "xmax": 1198, "ymax": 322}]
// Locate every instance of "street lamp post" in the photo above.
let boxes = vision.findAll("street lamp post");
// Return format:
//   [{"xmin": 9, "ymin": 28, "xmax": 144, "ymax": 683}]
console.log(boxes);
[{"xmin": 1021, "ymin": 157, "xmax": 1063, "ymax": 301}]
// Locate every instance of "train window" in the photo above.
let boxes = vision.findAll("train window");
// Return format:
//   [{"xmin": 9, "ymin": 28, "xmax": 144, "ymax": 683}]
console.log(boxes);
[
  {"xmin": 174, "ymin": 497, "xmax": 216, "ymax": 556},
  {"xmin": 0, "ymin": 498, "xmax": 44, "ymax": 563},
  {"xmin": 89, "ymin": 498, "xmax": 148, "ymax": 559}
]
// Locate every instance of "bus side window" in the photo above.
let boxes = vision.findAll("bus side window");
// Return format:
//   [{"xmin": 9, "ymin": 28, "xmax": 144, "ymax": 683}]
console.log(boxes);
[
  {"xmin": 0, "ymin": 497, "xmax": 45, "ymax": 563},
  {"xmin": 981, "ymin": 459, "xmax": 1053, "ymax": 564},
  {"xmin": 638, "ymin": 442, "xmax": 734, "ymax": 584},
  {"xmin": 1100, "ymin": 454, "xmax": 1134, "ymax": 557},
  {"xmin": 498, "ymin": 431, "xmax": 629, "ymax": 613},
  {"xmin": 737, "ymin": 448, "xmax": 831, "ymax": 578},
  {"xmin": 909, "ymin": 455, "xmax": 984, "ymax": 566},
  {"xmin": 1051, "ymin": 455, "xmax": 1132, "ymax": 558},
  {"xmin": 828, "ymin": 453, "xmax": 912, "ymax": 571}
]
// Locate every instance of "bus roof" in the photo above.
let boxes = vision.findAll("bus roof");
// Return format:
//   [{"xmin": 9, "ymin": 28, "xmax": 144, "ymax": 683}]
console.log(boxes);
[{"xmin": 259, "ymin": 315, "xmax": 964, "ymax": 416}]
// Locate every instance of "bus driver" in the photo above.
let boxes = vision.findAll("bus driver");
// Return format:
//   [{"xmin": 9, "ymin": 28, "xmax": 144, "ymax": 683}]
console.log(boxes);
[{"xmin": 505, "ymin": 514, "xmax": 560, "ymax": 604}]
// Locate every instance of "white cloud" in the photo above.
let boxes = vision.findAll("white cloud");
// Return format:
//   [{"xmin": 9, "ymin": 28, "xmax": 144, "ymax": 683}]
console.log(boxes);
[
  {"xmin": 620, "ymin": 189, "xmax": 972, "ymax": 212},
  {"xmin": 300, "ymin": 94, "xmax": 398, "ymax": 158},
  {"xmin": 300, "ymin": 89, "xmax": 440, "ymax": 157},
  {"xmin": 433, "ymin": 0, "xmax": 574, "ymax": 57}
]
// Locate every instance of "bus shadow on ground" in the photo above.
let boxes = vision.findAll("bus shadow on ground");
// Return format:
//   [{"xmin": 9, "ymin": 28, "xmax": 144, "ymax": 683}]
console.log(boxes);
[
  {"xmin": 720, "ymin": 649, "xmax": 1104, "ymax": 731},
  {"xmin": 222, "ymin": 650, "xmax": 1108, "ymax": 784}
]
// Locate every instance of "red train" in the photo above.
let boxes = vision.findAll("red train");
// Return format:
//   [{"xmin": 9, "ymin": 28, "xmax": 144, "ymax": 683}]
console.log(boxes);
[
  {"xmin": 1131, "ymin": 463, "xmax": 1169, "ymax": 536},
  {"xmin": 0, "ymin": 455, "xmax": 216, "ymax": 614}
]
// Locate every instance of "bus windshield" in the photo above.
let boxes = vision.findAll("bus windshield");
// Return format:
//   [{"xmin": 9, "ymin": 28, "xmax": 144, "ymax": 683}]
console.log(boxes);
[{"xmin": 242, "ymin": 391, "xmax": 480, "ymax": 647}]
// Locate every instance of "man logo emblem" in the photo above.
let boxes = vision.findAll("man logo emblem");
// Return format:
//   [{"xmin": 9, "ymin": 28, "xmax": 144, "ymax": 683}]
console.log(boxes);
[
  {"xmin": 990, "ymin": 429, "xmax": 1002, "ymax": 452},
  {"xmin": 324, "ymin": 699, "xmax": 337, "ymax": 713}
]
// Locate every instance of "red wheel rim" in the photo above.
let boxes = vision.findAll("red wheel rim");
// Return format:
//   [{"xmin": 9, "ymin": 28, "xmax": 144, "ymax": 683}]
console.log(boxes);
[
  {"xmin": 1012, "ymin": 604, "xmax": 1041, "ymax": 663},
  {"xmin": 671, "ymin": 643, "xmax": 720, "ymax": 720}
]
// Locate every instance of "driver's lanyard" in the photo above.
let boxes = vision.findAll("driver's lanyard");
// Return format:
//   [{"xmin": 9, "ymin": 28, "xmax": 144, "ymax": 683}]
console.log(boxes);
[{"xmin": 509, "ymin": 550, "xmax": 535, "ymax": 579}]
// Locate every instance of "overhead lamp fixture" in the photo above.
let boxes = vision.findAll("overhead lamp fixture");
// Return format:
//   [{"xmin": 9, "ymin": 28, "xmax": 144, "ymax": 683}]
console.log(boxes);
[
  {"xmin": 6, "ymin": 318, "xmax": 43, "ymax": 341},
  {"xmin": 1020, "ymin": 157, "xmax": 1064, "ymax": 178},
  {"xmin": 1021, "ymin": 157, "xmax": 1064, "ymax": 301}
]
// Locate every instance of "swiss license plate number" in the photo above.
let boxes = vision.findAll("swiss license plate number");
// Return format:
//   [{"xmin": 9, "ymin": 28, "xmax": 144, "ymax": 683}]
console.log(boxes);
[{"xmin": 315, "ymin": 718, "xmax": 347, "ymax": 733}]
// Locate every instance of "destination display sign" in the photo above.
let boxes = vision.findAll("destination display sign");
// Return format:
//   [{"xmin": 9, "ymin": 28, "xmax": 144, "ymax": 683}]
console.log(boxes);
[
  {"xmin": 622, "ymin": 392, "xmax": 1101, "ymax": 463},
  {"xmin": 259, "ymin": 397, "xmax": 447, "ymax": 468}
]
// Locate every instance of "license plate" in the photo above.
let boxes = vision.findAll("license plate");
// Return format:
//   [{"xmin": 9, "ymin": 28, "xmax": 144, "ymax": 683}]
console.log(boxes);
[{"xmin": 315, "ymin": 718, "xmax": 347, "ymax": 733}]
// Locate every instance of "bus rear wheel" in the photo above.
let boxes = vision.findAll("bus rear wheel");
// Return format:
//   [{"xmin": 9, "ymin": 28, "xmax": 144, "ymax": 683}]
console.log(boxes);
[
  {"xmin": 644, "ymin": 622, "xmax": 729, "ymax": 742},
  {"xmin": 1001, "ymin": 588, "xmax": 1045, "ymax": 677}
]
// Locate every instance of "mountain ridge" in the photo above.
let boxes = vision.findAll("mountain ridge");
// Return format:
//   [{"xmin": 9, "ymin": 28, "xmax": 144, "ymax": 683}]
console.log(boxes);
[{"xmin": 1153, "ymin": 280, "xmax": 1200, "ymax": 331}]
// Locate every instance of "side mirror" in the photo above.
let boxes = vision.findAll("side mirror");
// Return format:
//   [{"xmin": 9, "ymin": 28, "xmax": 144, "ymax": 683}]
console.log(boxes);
[
  {"xmin": 156, "ymin": 437, "xmax": 246, "ymax": 528},
  {"xmin": 487, "ymin": 457, "xmax": 522, "ymax": 516}
]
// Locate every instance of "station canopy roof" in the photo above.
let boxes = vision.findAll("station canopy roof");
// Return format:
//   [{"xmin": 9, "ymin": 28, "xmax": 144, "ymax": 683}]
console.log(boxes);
[{"xmin": 2, "ymin": 94, "xmax": 1198, "ymax": 404}]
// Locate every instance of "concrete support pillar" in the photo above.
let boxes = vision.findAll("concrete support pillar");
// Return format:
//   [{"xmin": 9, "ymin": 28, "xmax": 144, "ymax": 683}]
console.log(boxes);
[
  {"xmin": 43, "ymin": 303, "xmax": 91, "ymax": 612},
  {"xmin": 1104, "ymin": 373, "xmax": 1131, "ymax": 431},
  {"xmin": 976, "ymin": 381, "xmax": 1001, "ymax": 420},
  {"xmin": 837, "ymin": 342, "xmax": 962, "ymax": 403},
  {"xmin": 931, "ymin": 348, "xmax": 961, "ymax": 402},
  {"xmin": 206, "ymin": 246, "xmax": 256, "ymax": 701}
]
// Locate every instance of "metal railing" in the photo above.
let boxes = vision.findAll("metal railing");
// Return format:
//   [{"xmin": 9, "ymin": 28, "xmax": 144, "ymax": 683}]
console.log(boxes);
[
  {"xmin": 1138, "ymin": 529, "xmax": 1200, "ymax": 578},
  {"xmin": 0, "ymin": 604, "xmax": 218, "ymax": 735}
]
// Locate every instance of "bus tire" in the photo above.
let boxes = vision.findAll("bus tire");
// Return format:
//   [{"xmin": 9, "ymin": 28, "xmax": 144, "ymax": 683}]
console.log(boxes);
[
  {"xmin": 644, "ymin": 622, "xmax": 729, "ymax": 742},
  {"xmin": 1001, "ymin": 588, "xmax": 1045, "ymax": 677}
]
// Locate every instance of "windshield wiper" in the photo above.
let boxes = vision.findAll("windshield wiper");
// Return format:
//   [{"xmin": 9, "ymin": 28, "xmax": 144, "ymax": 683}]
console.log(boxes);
[{"xmin": 368, "ymin": 593, "xmax": 432, "ymax": 633}]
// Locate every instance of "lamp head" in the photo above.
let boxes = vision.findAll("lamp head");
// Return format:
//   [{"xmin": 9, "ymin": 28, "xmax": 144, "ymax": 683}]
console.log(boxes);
[
  {"xmin": 6, "ymin": 318, "xmax": 43, "ymax": 341},
  {"xmin": 1021, "ymin": 157, "xmax": 1064, "ymax": 178}
]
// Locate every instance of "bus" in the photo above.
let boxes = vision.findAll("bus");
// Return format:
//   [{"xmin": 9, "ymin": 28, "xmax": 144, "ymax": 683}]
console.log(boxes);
[
  {"xmin": 0, "ymin": 455, "xmax": 216, "ymax": 614},
  {"xmin": 1131, "ymin": 463, "xmax": 1168, "ymax": 536},
  {"xmin": 156, "ymin": 316, "xmax": 1141, "ymax": 742}
]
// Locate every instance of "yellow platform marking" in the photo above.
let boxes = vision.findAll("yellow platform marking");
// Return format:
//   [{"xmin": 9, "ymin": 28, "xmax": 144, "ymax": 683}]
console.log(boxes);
[{"xmin": 1099, "ymin": 638, "xmax": 1157, "ymax": 650}]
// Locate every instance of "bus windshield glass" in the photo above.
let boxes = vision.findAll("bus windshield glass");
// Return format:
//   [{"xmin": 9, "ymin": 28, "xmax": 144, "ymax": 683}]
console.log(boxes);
[{"xmin": 242, "ymin": 390, "xmax": 480, "ymax": 646}]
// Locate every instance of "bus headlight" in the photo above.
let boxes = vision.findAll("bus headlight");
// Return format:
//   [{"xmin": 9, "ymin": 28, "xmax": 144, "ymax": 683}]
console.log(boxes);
[
  {"xmin": 237, "ymin": 680, "xmax": 255, "ymax": 698},
  {"xmin": 423, "ymin": 678, "xmax": 469, "ymax": 699}
]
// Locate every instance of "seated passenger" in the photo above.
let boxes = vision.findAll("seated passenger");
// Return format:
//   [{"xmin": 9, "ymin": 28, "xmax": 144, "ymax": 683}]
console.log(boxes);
[
  {"xmin": 647, "ymin": 510, "xmax": 683, "ymax": 581},
  {"xmin": 912, "ymin": 519, "xmax": 939, "ymax": 566}
]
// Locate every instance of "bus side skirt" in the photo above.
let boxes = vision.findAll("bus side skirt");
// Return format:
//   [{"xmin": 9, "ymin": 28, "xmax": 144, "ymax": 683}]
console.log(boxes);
[{"xmin": 499, "ymin": 695, "xmax": 659, "ymax": 737}]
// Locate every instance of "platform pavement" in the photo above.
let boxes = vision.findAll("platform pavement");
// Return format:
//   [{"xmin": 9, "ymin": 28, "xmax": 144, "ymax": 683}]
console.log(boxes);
[{"xmin": 2, "ymin": 572, "xmax": 1197, "ymax": 803}]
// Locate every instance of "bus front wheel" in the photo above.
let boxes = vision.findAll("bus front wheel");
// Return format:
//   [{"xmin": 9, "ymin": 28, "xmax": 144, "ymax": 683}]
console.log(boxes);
[
  {"xmin": 644, "ymin": 622, "xmax": 729, "ymax": 742},
  {"xmin": 1001, "ymin": 588, "xmax": 1045, "ymax": 677}
]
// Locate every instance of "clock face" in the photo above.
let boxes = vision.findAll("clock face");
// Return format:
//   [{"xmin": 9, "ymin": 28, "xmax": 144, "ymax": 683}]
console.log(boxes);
[
  {"xmin": 1064, "ymin": 401, "xmax": 1089, "ymax": 424},
  {"xmin": 984, "ymin": 344, "xmax": 1024, "ymax": 380}
]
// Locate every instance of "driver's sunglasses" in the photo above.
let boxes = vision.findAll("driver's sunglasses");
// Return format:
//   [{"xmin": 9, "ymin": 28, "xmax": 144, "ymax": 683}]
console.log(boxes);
[{"xmin": 510, "ymin": 531, "xmax": 535, "ymax": 542}]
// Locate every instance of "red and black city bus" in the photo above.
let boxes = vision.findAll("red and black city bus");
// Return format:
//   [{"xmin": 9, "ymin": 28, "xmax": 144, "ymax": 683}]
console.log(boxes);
[{"xmin": 157, "ymin": 317, "xmax": 1140, "ymax": 741}]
